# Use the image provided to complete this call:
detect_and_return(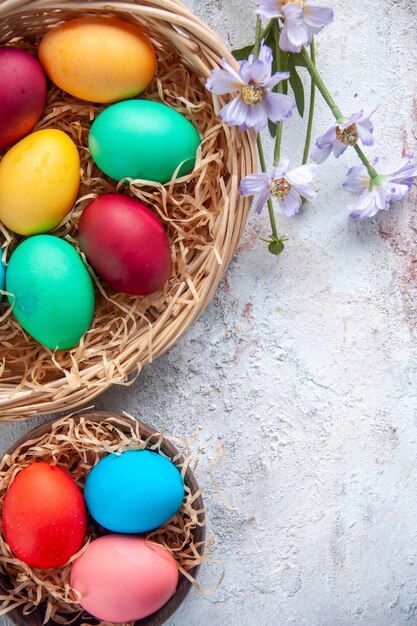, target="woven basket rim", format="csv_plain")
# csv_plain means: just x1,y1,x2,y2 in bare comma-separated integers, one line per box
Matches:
0,0,257,421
